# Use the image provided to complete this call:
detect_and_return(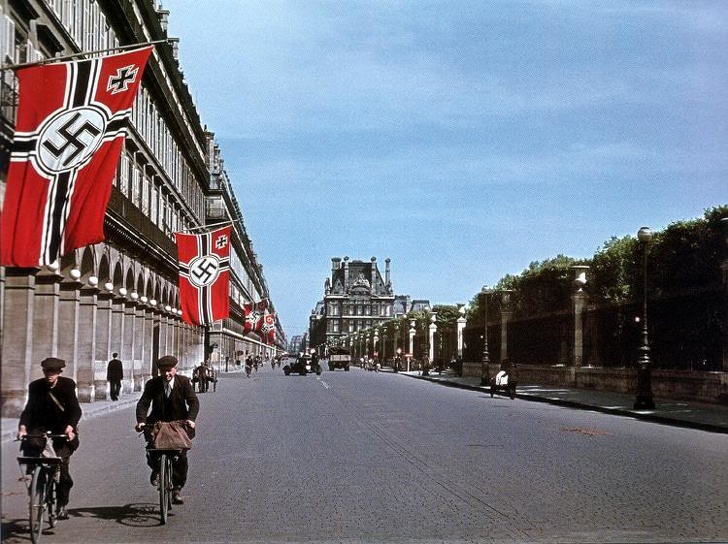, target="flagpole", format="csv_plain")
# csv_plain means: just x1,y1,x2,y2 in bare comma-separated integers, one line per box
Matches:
179,219,240,234
0,39,170,71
